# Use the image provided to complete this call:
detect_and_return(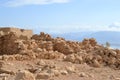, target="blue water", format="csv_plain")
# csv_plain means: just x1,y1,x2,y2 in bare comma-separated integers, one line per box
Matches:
111,45,120,49
101,43,120,49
